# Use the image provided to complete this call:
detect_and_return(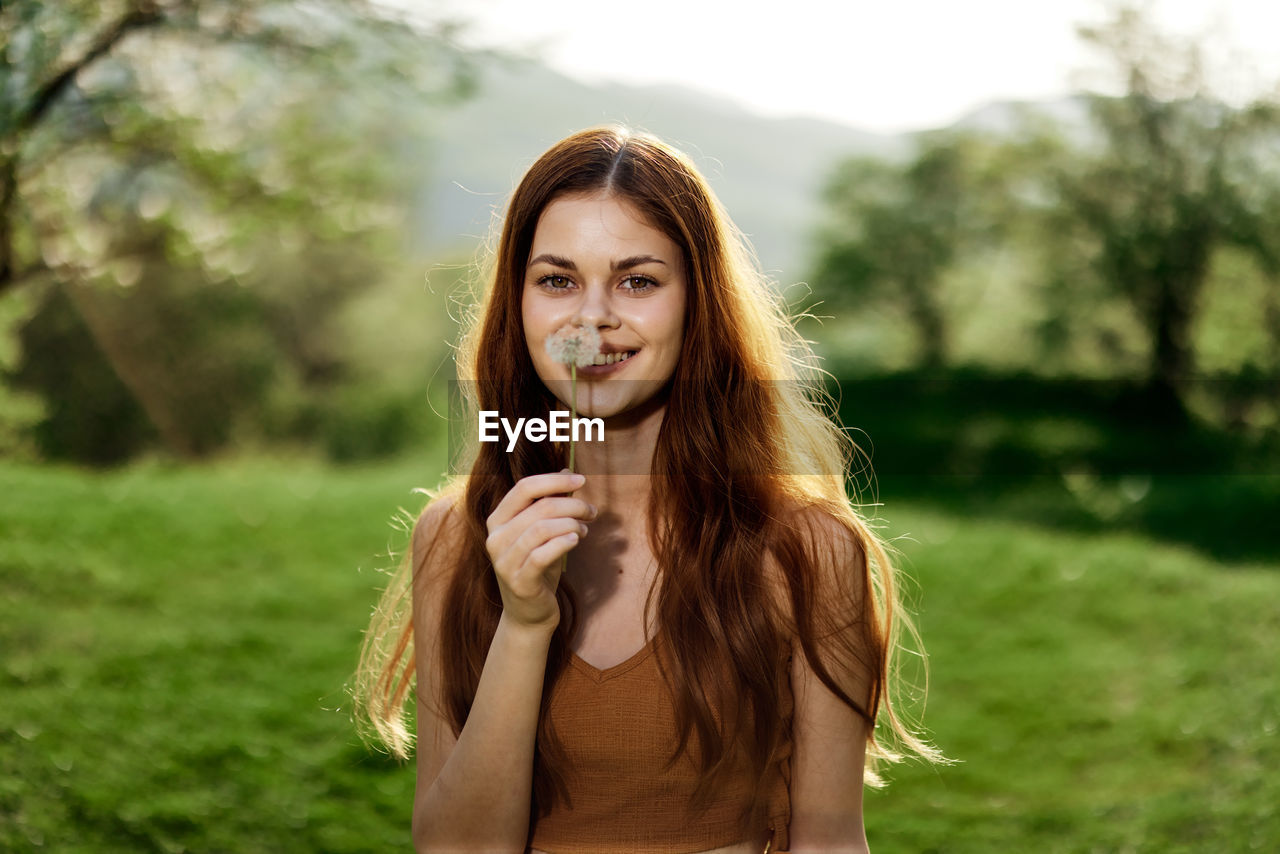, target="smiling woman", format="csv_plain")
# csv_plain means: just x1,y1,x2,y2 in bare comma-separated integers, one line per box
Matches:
522,193,687,424
354,126,947,854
